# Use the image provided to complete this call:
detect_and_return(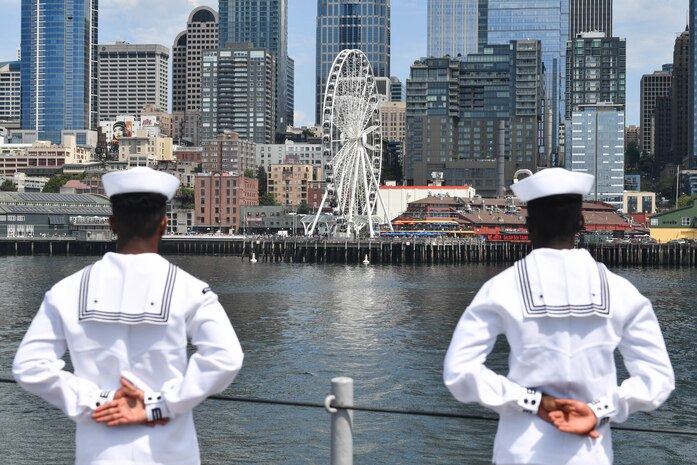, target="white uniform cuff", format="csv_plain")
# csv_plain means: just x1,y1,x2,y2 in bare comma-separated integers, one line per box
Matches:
588,397,616,427
517,388,542,414
144,392,170,421
93,390,115,409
